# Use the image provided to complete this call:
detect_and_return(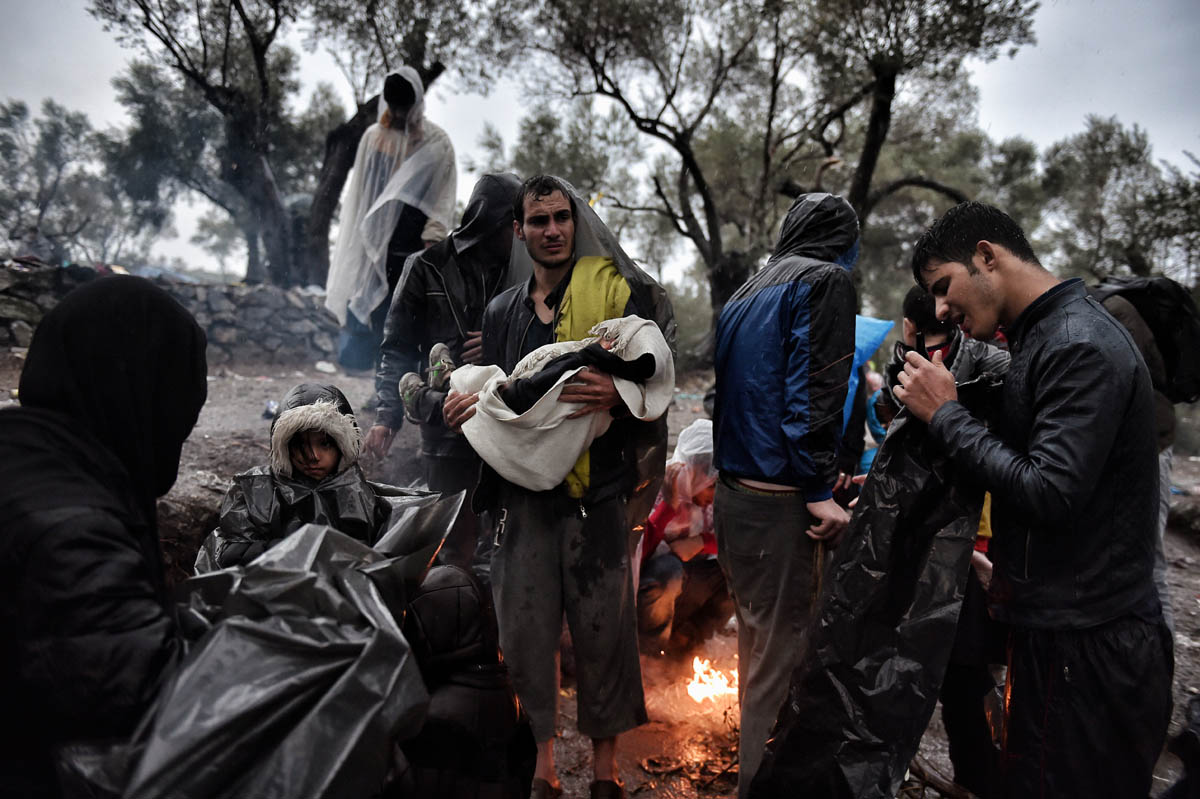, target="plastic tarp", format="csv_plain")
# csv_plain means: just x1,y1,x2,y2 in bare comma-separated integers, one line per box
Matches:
750,378,1000,798
842,315,894,434
58,489,464,799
